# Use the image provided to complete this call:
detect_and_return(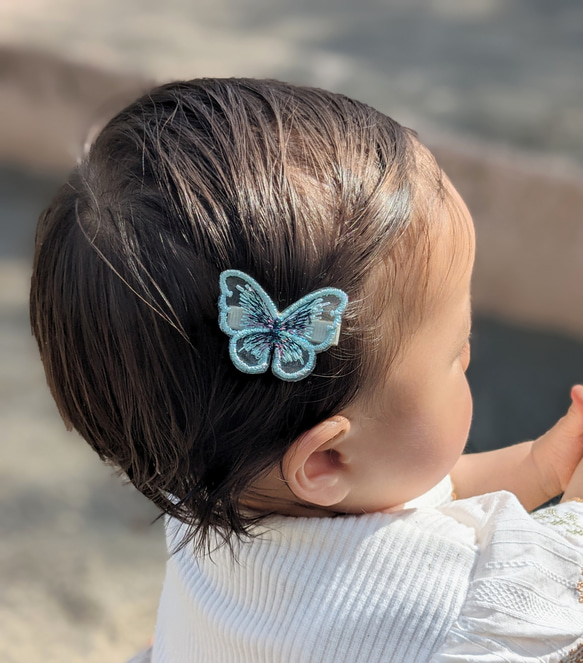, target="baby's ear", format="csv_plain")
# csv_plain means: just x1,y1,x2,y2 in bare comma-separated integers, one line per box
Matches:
283,416,351,507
